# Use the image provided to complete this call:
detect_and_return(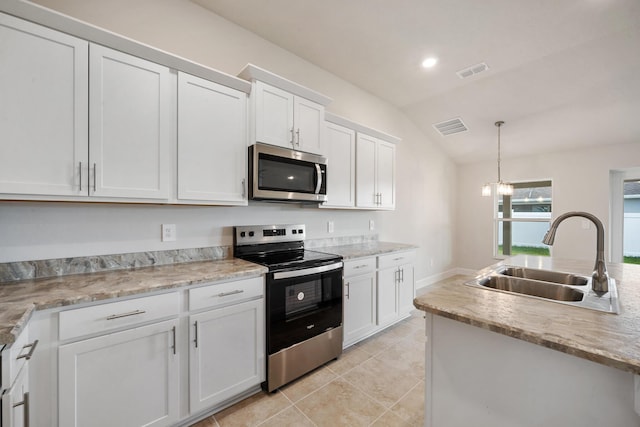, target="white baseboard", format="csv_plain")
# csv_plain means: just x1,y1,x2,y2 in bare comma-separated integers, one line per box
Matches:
416,267,476,291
